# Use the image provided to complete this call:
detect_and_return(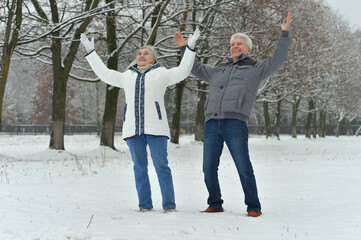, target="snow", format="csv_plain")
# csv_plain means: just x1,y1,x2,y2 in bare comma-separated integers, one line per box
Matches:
0,134,361,240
